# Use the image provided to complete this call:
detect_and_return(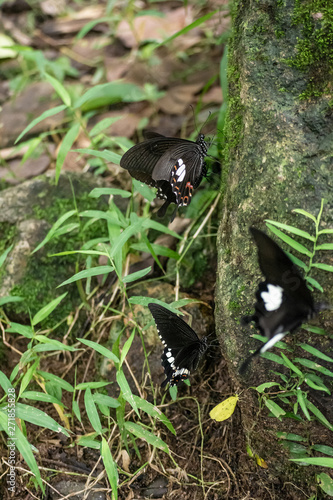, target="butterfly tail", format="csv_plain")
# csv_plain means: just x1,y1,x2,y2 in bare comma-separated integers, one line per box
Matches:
157,201,177,221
